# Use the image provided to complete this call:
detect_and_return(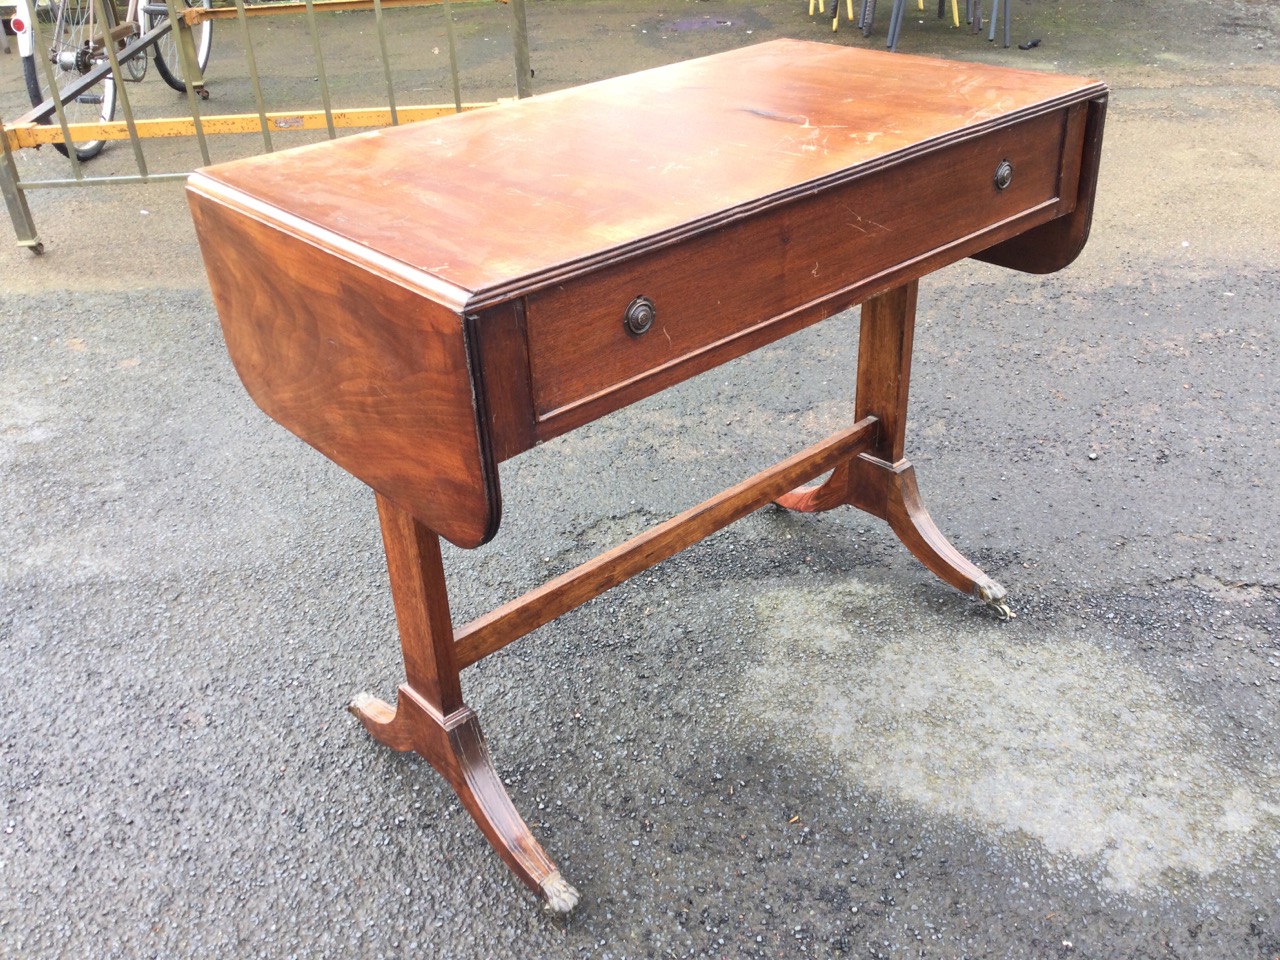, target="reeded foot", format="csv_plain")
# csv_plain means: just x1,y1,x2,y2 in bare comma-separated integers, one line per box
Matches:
776,452,1015,619
349,691,416,751
350,684,579,911
849,454,1015,619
